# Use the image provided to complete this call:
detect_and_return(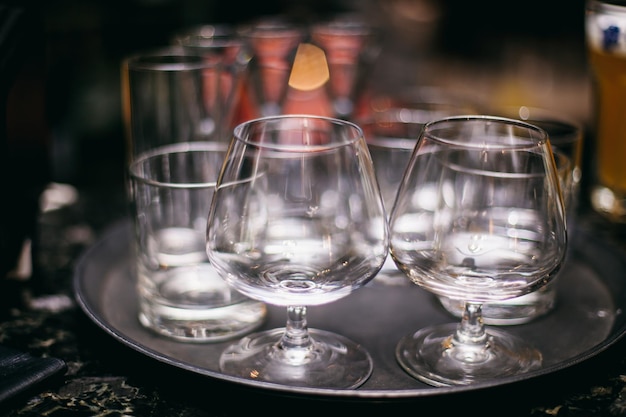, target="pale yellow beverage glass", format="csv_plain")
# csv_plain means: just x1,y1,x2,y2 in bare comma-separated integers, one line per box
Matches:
586,0,626,222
